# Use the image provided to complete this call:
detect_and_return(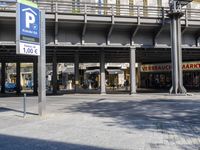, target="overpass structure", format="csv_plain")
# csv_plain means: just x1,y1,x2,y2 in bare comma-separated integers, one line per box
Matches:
0,0,200,94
